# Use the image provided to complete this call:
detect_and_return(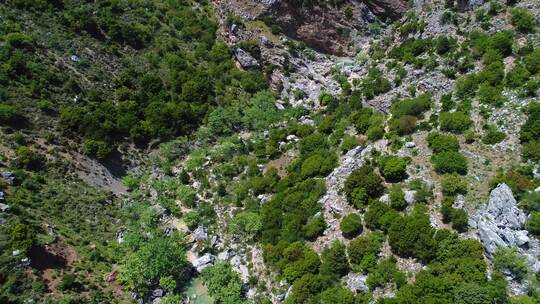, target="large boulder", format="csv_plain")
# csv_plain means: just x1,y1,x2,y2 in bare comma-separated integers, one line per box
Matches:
473,184,529,256
193,253,215,272
235,49,259,69
472,184,540,279
346,273,369,292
